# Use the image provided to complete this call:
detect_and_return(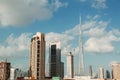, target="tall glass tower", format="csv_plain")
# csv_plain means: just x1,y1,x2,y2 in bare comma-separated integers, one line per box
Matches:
49,41,64,78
